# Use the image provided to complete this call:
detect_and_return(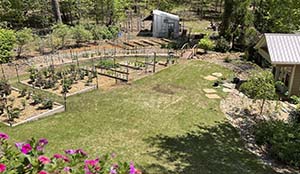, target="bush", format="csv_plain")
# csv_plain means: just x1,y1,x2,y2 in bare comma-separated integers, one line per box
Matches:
198,37,214,53
0,133,141,173
32,94,43,105
290,95,300,104
0,28,16,63
71,25,92,45
52,24,71,48
0,80,11,97
275,81,288,95
39,98,53,110
15,28,34,57
255,120,300,167
215,37,230,53
97,59,119,69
